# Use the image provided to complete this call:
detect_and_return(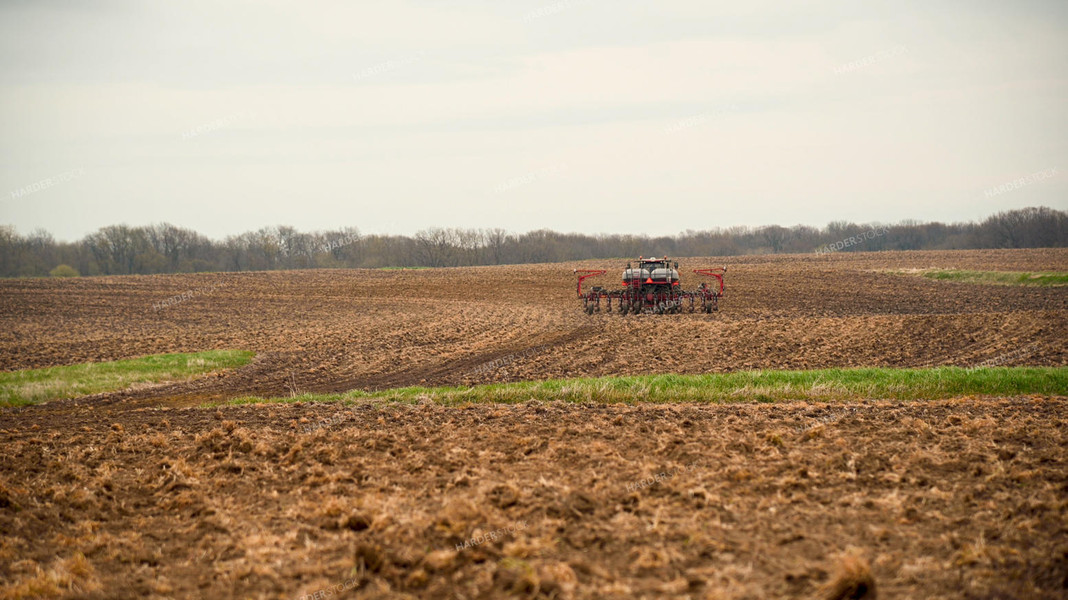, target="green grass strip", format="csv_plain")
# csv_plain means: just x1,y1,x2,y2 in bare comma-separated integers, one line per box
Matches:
1,350,254,407
223,366,1067,407
919,269,1068,287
